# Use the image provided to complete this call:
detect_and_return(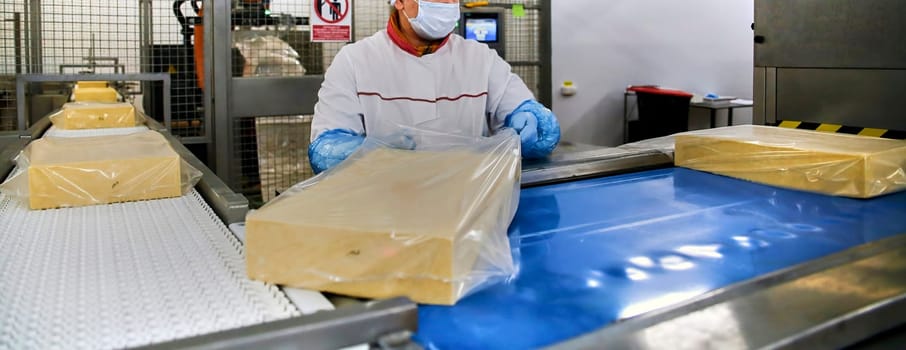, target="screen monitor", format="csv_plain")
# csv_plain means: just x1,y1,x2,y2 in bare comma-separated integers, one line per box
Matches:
464,18,498,43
